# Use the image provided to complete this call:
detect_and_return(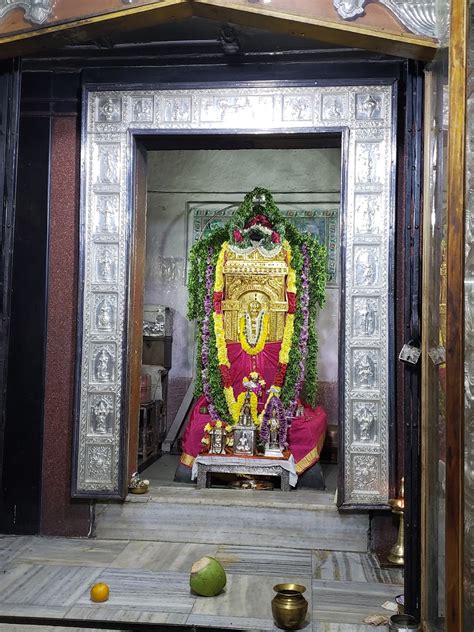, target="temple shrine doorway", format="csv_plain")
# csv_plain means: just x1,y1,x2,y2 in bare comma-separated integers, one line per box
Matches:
71,80,397,512
138,136,341,494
